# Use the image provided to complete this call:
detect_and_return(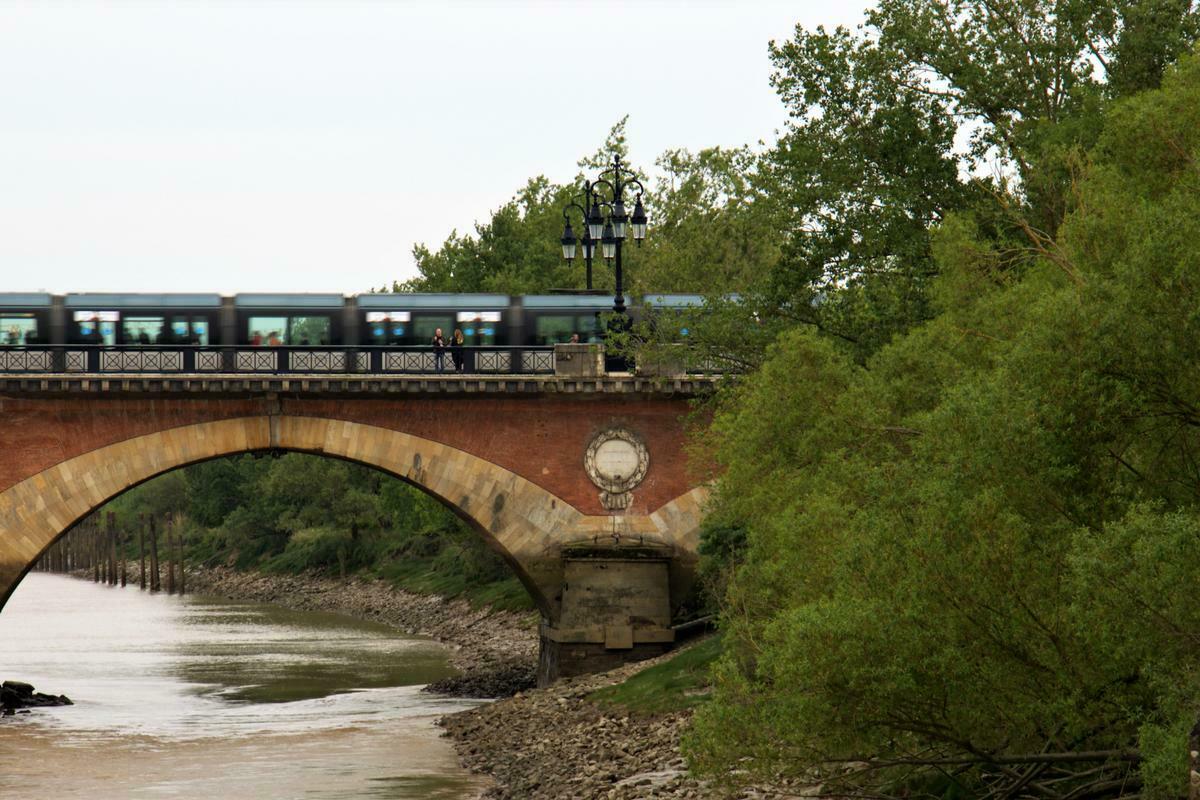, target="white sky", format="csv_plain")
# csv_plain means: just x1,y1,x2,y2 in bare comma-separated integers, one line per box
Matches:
0,1,868,295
